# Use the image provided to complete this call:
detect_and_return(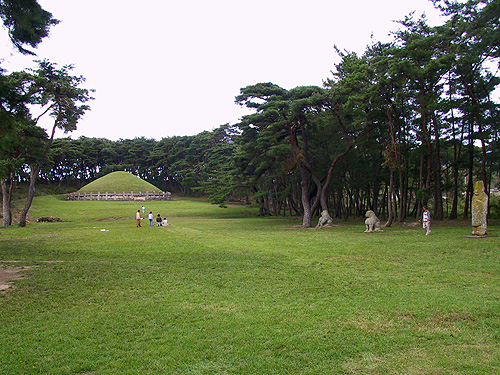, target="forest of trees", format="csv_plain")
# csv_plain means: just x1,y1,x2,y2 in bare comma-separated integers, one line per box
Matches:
2,0,500,227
